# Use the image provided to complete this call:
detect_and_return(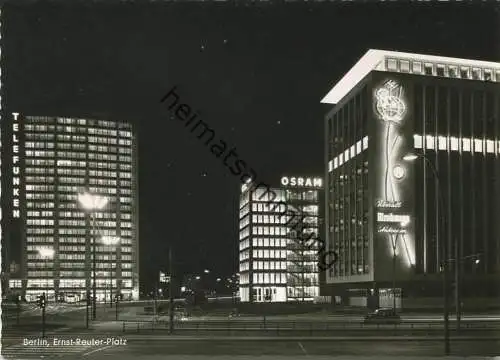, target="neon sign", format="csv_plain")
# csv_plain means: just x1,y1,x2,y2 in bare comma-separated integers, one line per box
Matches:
374,80,414,266
375,80,406,124
281,177,322,188
12,112,20,218
376,213,410,226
